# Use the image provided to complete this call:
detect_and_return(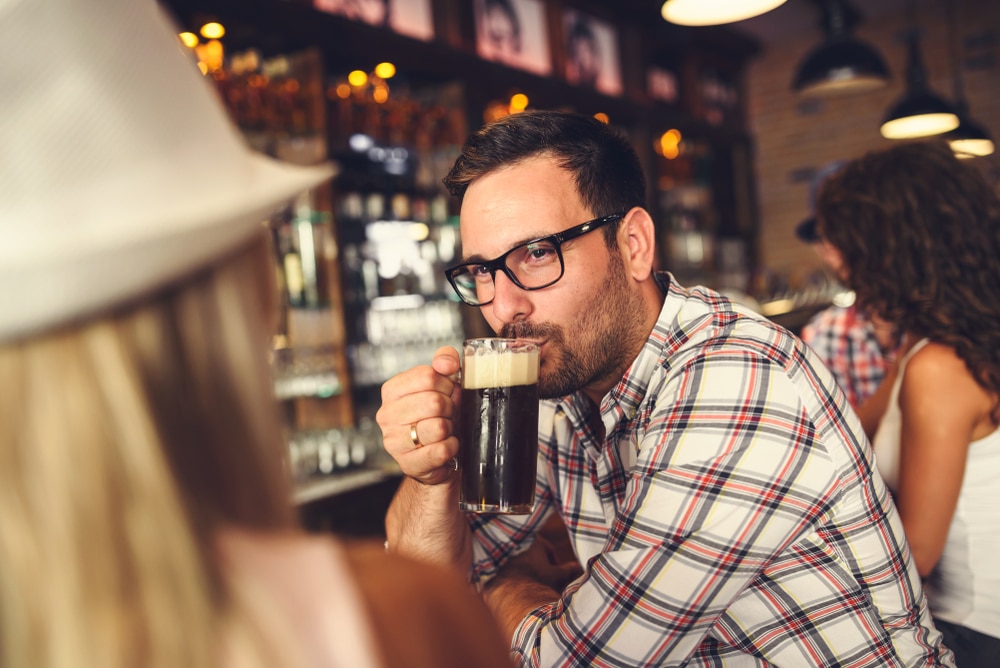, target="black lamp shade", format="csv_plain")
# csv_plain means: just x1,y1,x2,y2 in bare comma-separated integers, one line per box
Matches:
793,37,890,97
880,88,960,139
